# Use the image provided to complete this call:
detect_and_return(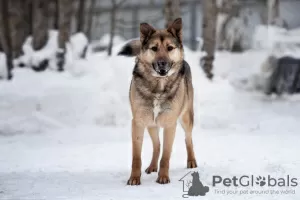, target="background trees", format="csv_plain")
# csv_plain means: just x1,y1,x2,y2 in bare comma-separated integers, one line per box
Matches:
57,0,73,71
201,0,217,80
0,0,296,80
0,0,13,79
76,0,86,33
164,0,181,28
107,0,127,56
32,0,49,51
